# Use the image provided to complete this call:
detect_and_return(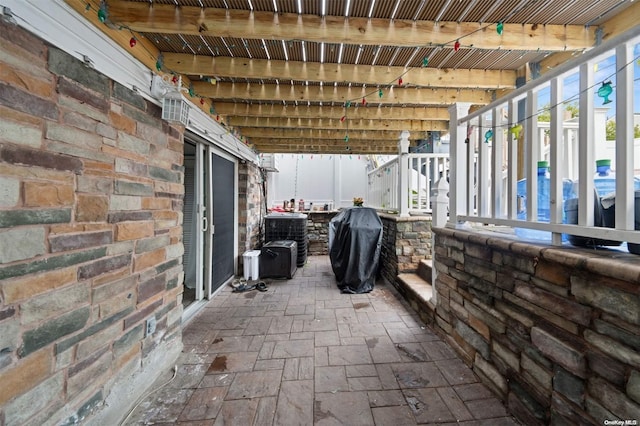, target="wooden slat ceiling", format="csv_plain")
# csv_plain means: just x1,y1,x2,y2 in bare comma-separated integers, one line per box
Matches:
66,0,636,154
